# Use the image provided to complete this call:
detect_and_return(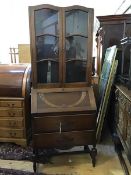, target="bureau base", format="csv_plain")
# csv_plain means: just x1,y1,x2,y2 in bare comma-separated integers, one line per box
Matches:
33,145,97,173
